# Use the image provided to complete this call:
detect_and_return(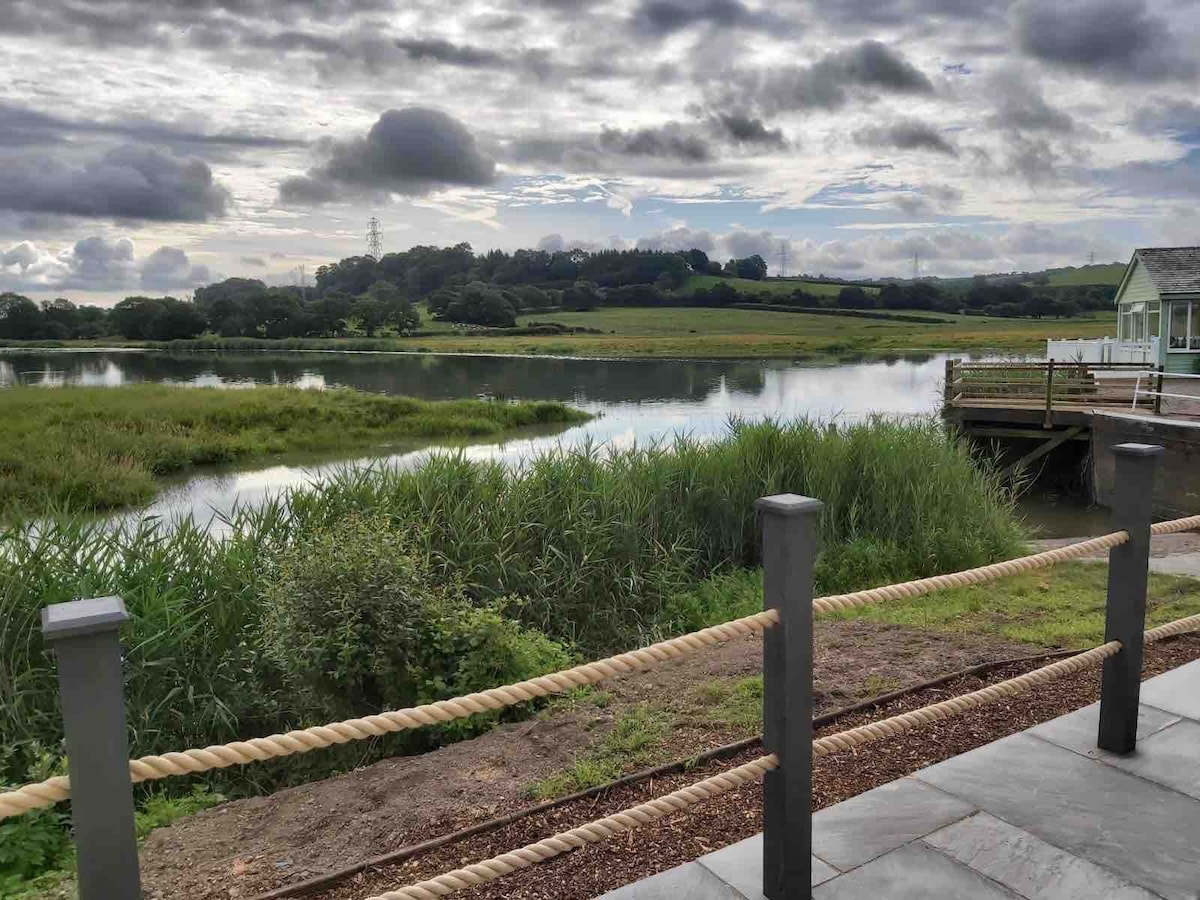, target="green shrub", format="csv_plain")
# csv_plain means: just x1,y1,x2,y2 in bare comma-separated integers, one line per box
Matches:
261,515,570,721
